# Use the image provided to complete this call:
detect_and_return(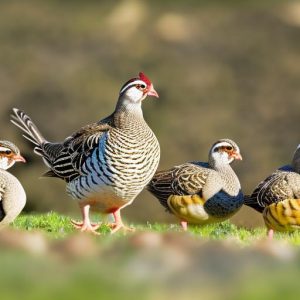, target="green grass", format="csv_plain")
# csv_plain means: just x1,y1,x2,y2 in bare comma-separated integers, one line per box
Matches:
10,211,300,245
